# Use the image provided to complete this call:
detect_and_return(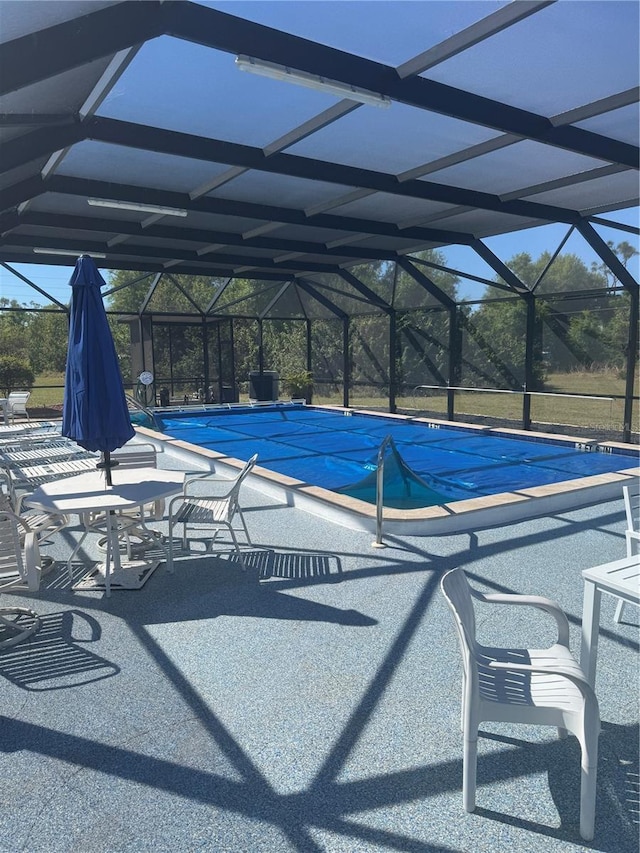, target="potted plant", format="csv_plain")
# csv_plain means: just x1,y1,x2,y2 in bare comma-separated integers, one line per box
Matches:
283,370,313,402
